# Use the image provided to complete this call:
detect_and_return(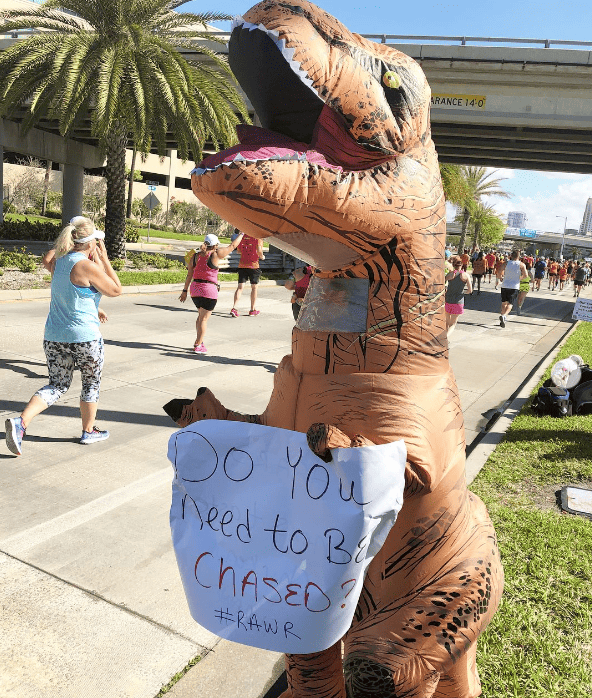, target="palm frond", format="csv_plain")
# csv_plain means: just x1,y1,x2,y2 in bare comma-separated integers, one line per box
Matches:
0,7,93,33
